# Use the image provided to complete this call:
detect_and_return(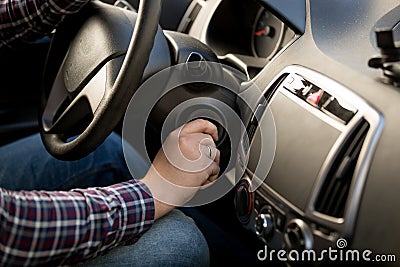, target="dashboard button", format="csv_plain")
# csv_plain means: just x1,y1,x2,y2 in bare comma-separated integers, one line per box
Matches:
282,74,357,124
283,74,307,93
286,76,295,84
306,89,324,106
322,97,357,124
255,207,275,238
284,219,313,252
